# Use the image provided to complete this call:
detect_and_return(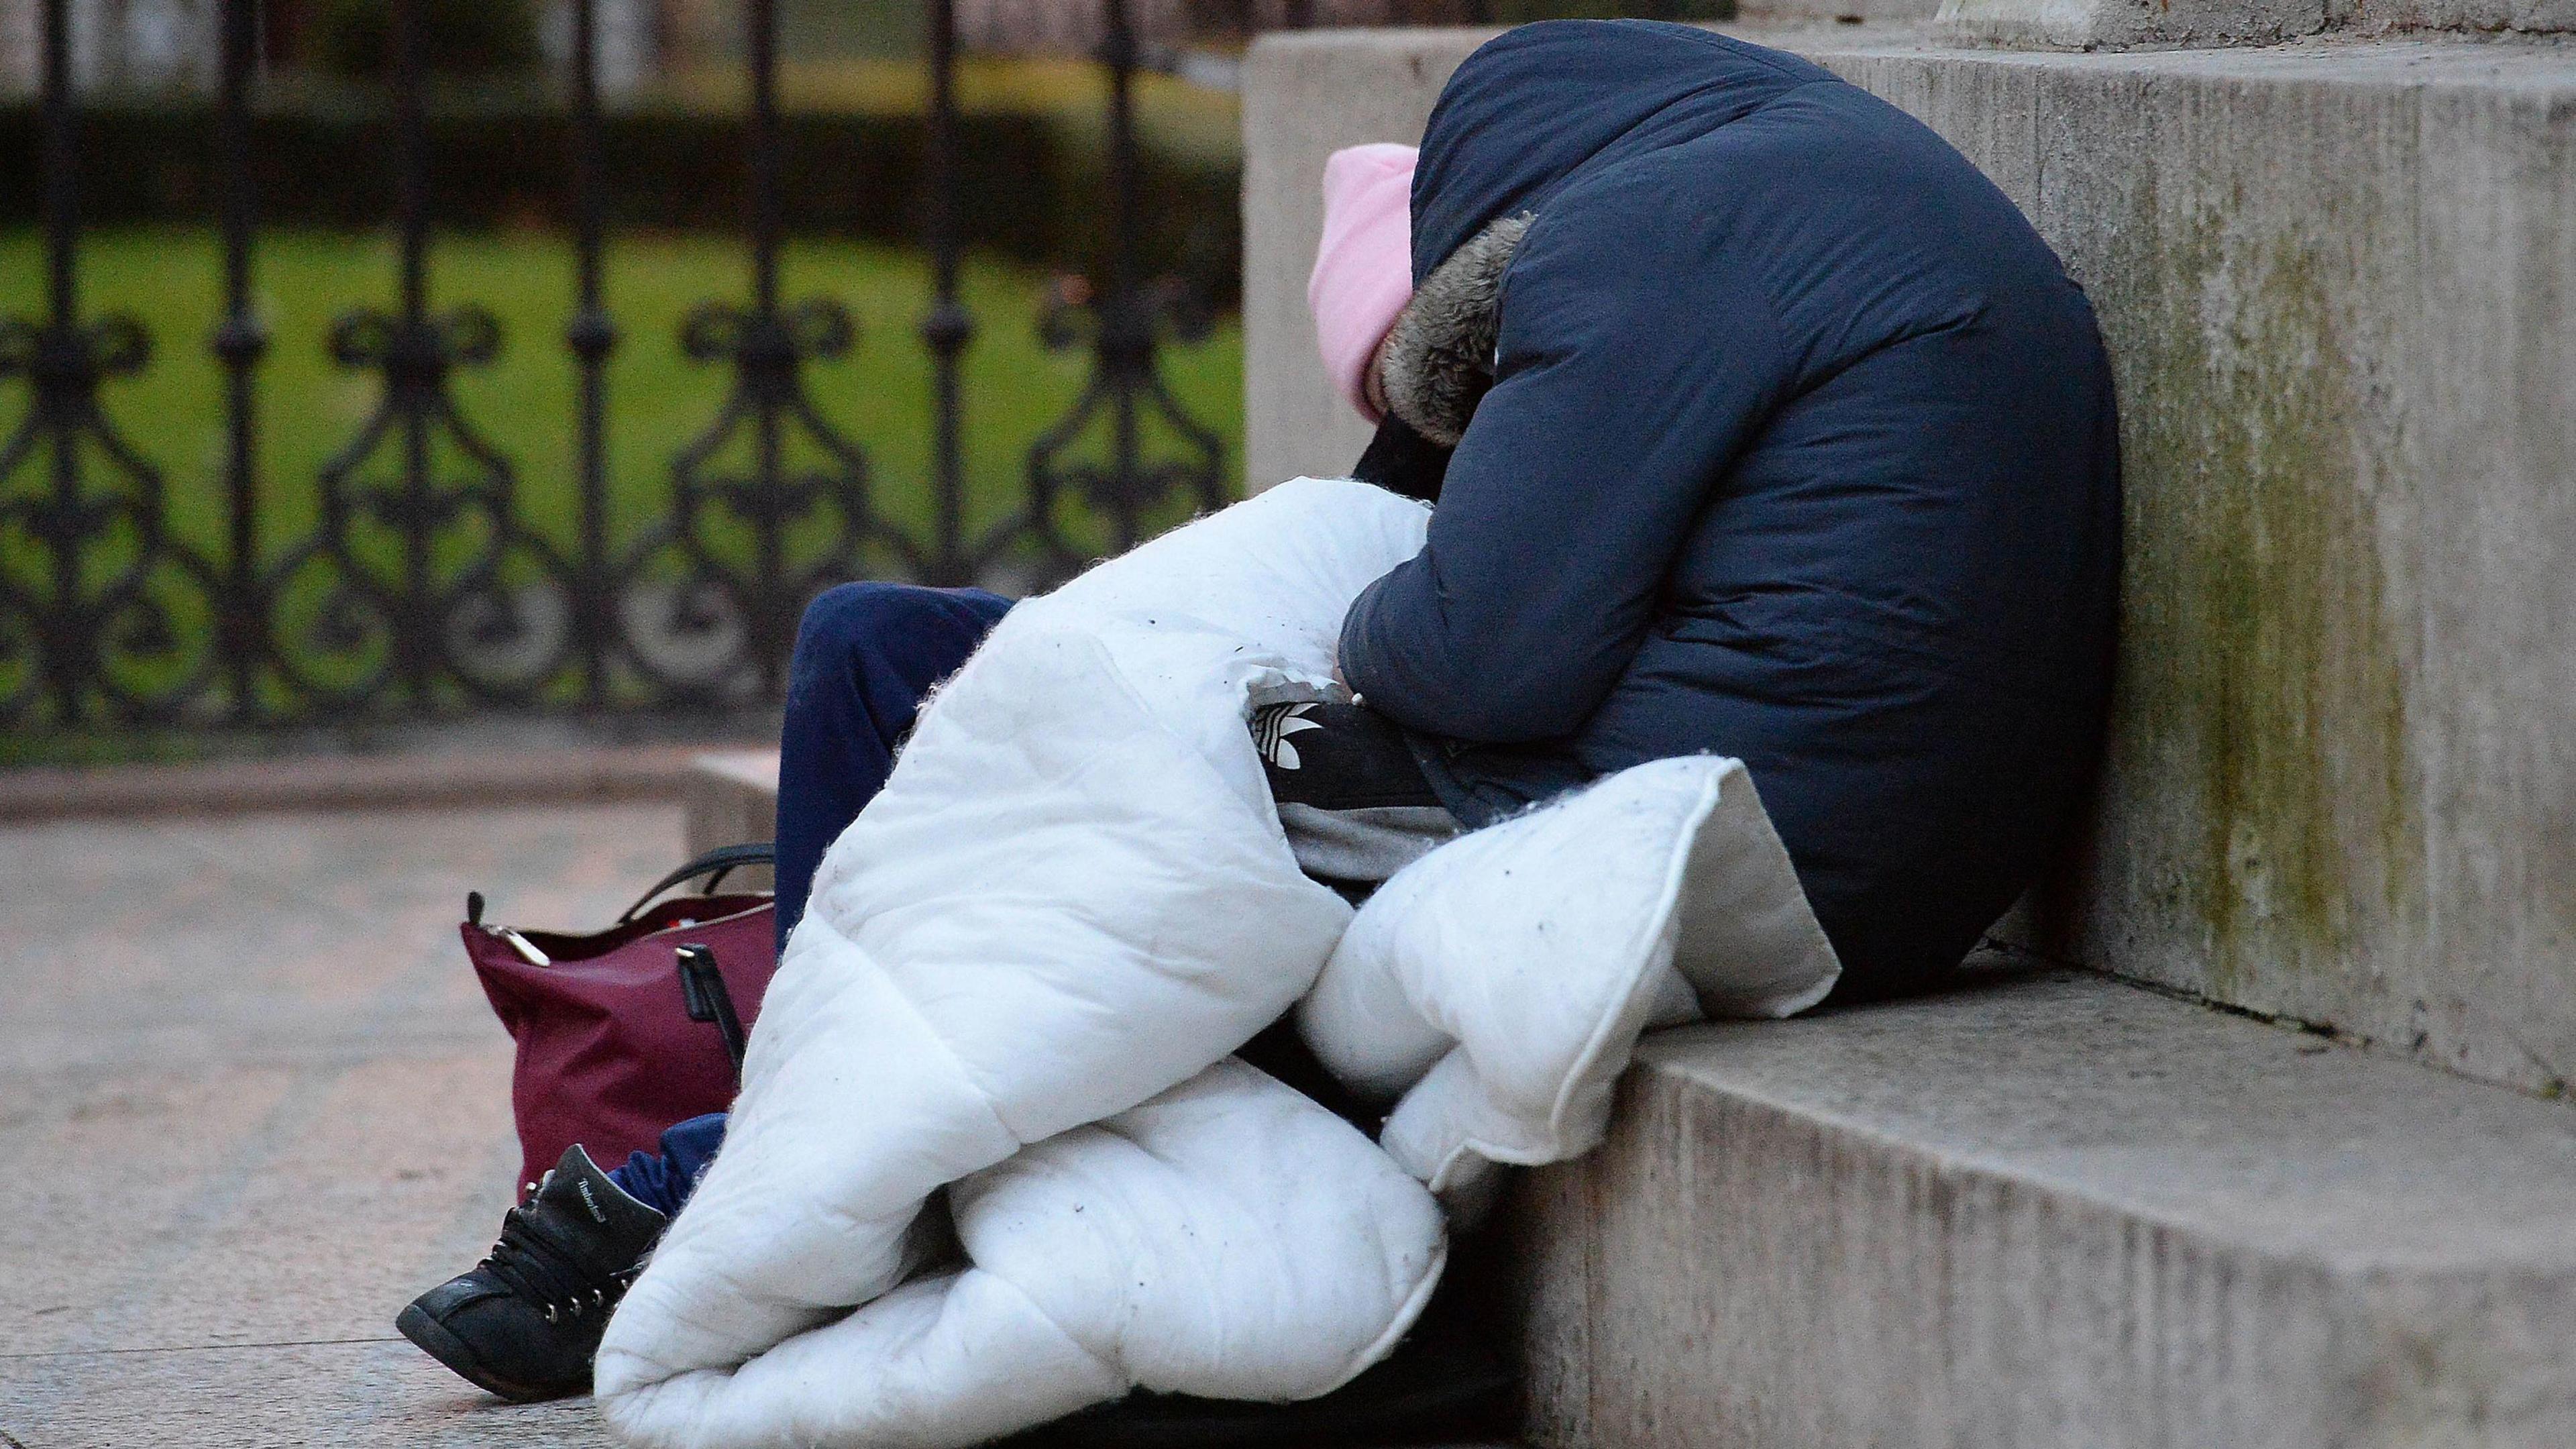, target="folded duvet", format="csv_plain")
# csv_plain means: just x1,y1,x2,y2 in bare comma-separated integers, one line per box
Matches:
595,478,1838,1449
